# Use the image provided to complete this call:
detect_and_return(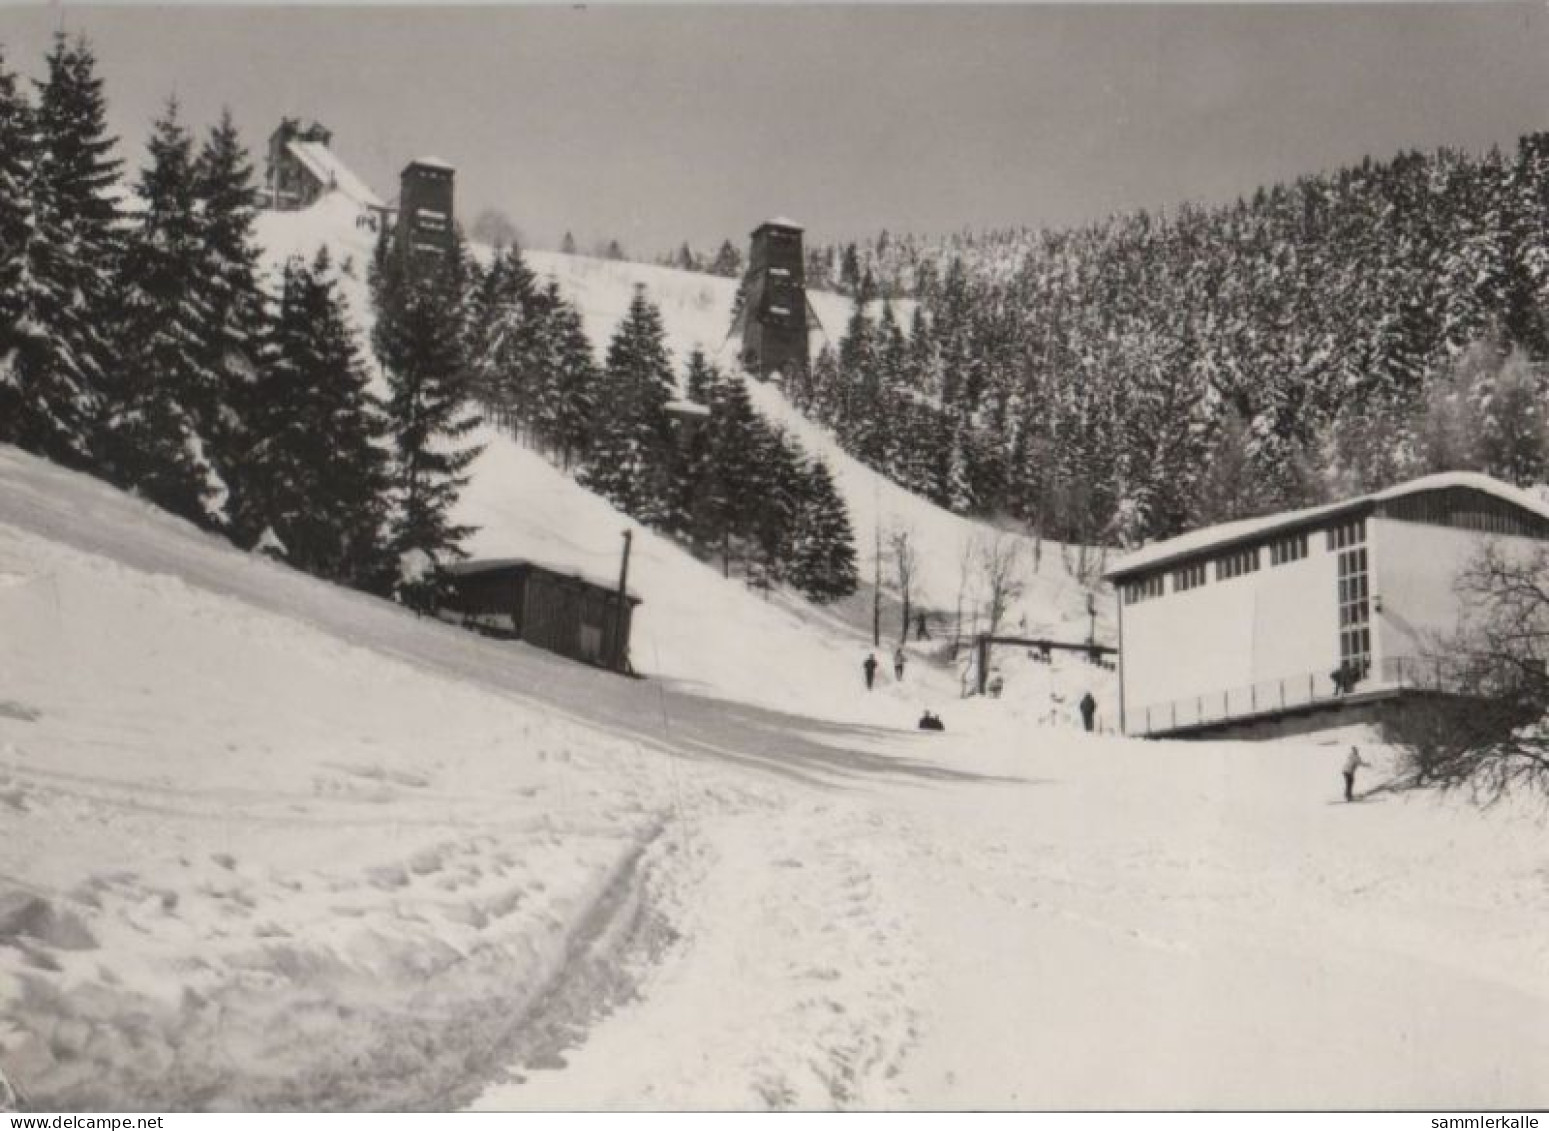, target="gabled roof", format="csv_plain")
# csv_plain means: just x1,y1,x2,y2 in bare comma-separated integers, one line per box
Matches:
1105,471,1549,581
285,140,384,209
